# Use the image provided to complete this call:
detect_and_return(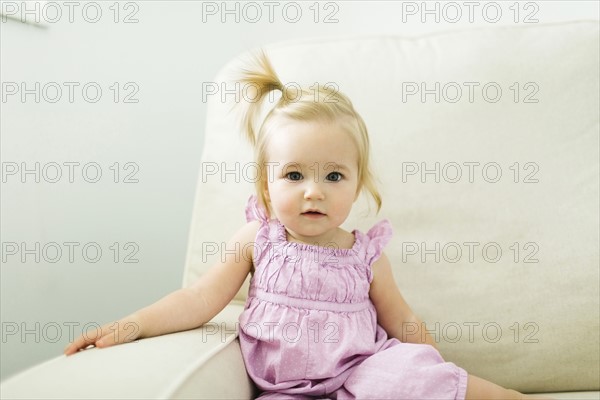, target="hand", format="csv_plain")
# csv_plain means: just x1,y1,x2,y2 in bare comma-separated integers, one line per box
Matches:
63,314,143,356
